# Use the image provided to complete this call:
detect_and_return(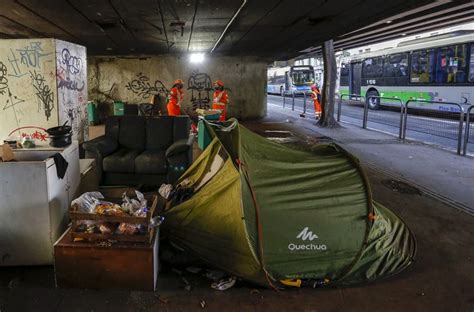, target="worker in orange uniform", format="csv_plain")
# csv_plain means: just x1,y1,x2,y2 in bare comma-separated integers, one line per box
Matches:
311,84,322,119
167,79,184,116
212,80,229,122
